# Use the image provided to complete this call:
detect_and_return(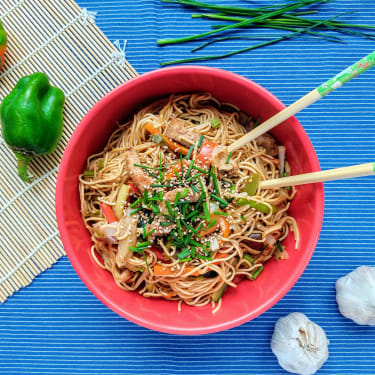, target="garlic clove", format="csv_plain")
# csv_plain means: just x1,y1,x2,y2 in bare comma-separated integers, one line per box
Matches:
336,266,375,326
271,312,329,375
